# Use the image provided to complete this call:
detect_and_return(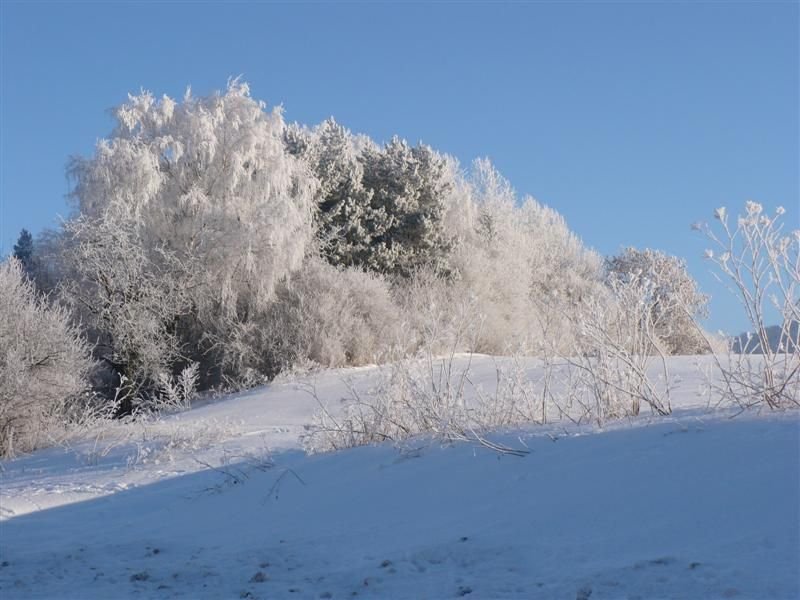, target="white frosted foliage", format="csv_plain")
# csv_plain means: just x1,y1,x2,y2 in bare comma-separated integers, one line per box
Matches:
69,79,315,319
